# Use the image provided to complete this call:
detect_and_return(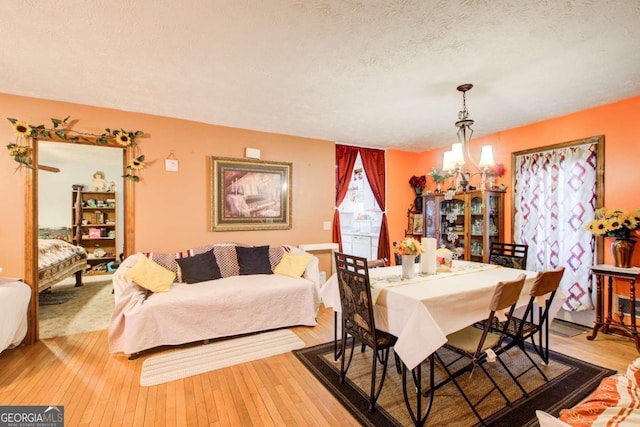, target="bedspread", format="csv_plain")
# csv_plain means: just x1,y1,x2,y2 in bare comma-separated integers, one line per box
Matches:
38,239,88,292
0,278,31,353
